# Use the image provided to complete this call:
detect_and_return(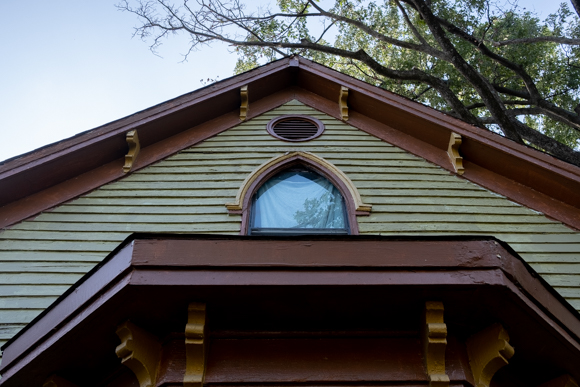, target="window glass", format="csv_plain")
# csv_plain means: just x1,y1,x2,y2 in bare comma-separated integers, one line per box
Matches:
250,169,348,234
